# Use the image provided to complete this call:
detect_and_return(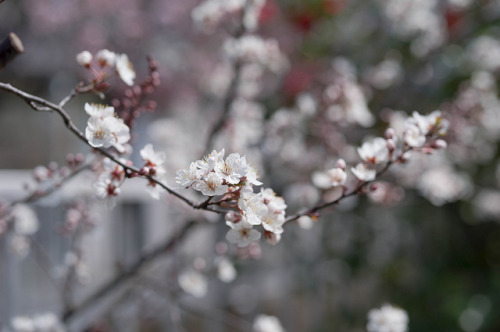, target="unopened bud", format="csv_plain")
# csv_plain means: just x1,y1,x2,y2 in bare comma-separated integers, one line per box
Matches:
225,211,241,223
66,153,75,165
432,139,447,149
401,151,411,163
384,128,395,140
76,50,92,67
386,139,396,151
370,183,378,192
139,167,149,176
422,147,434,154
335,159,346,170
75,153,84,164
49,161,58,171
